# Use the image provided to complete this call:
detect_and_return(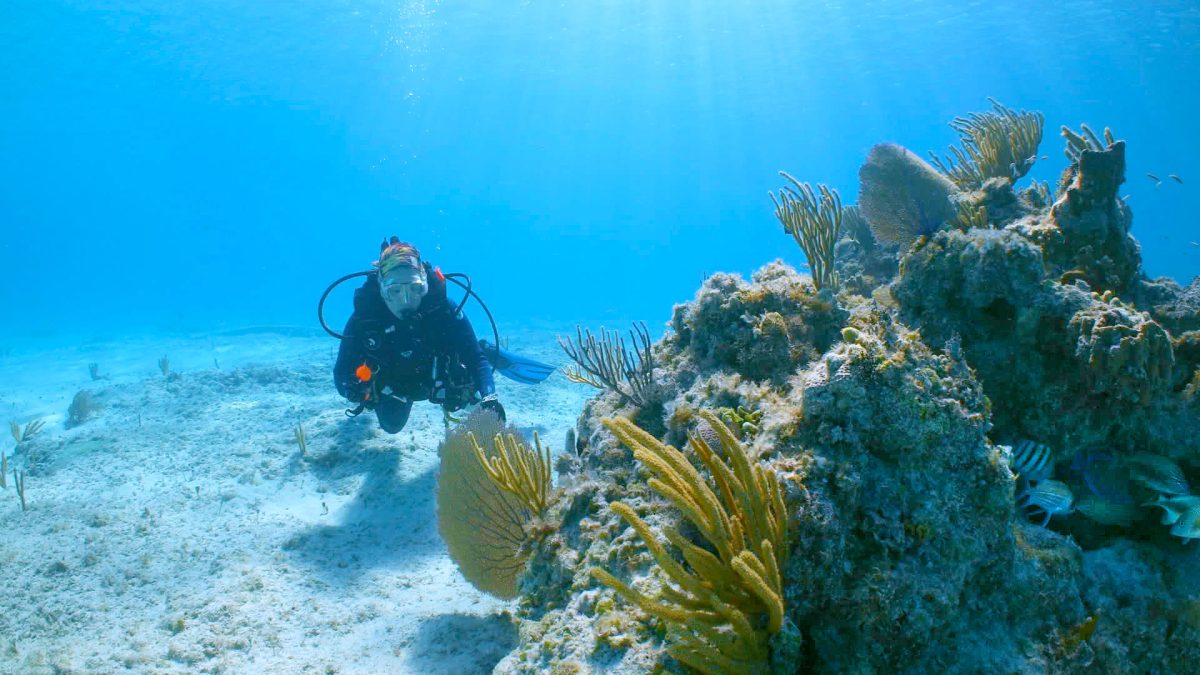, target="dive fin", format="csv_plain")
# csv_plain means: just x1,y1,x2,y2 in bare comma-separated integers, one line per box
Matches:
480,340,556,384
